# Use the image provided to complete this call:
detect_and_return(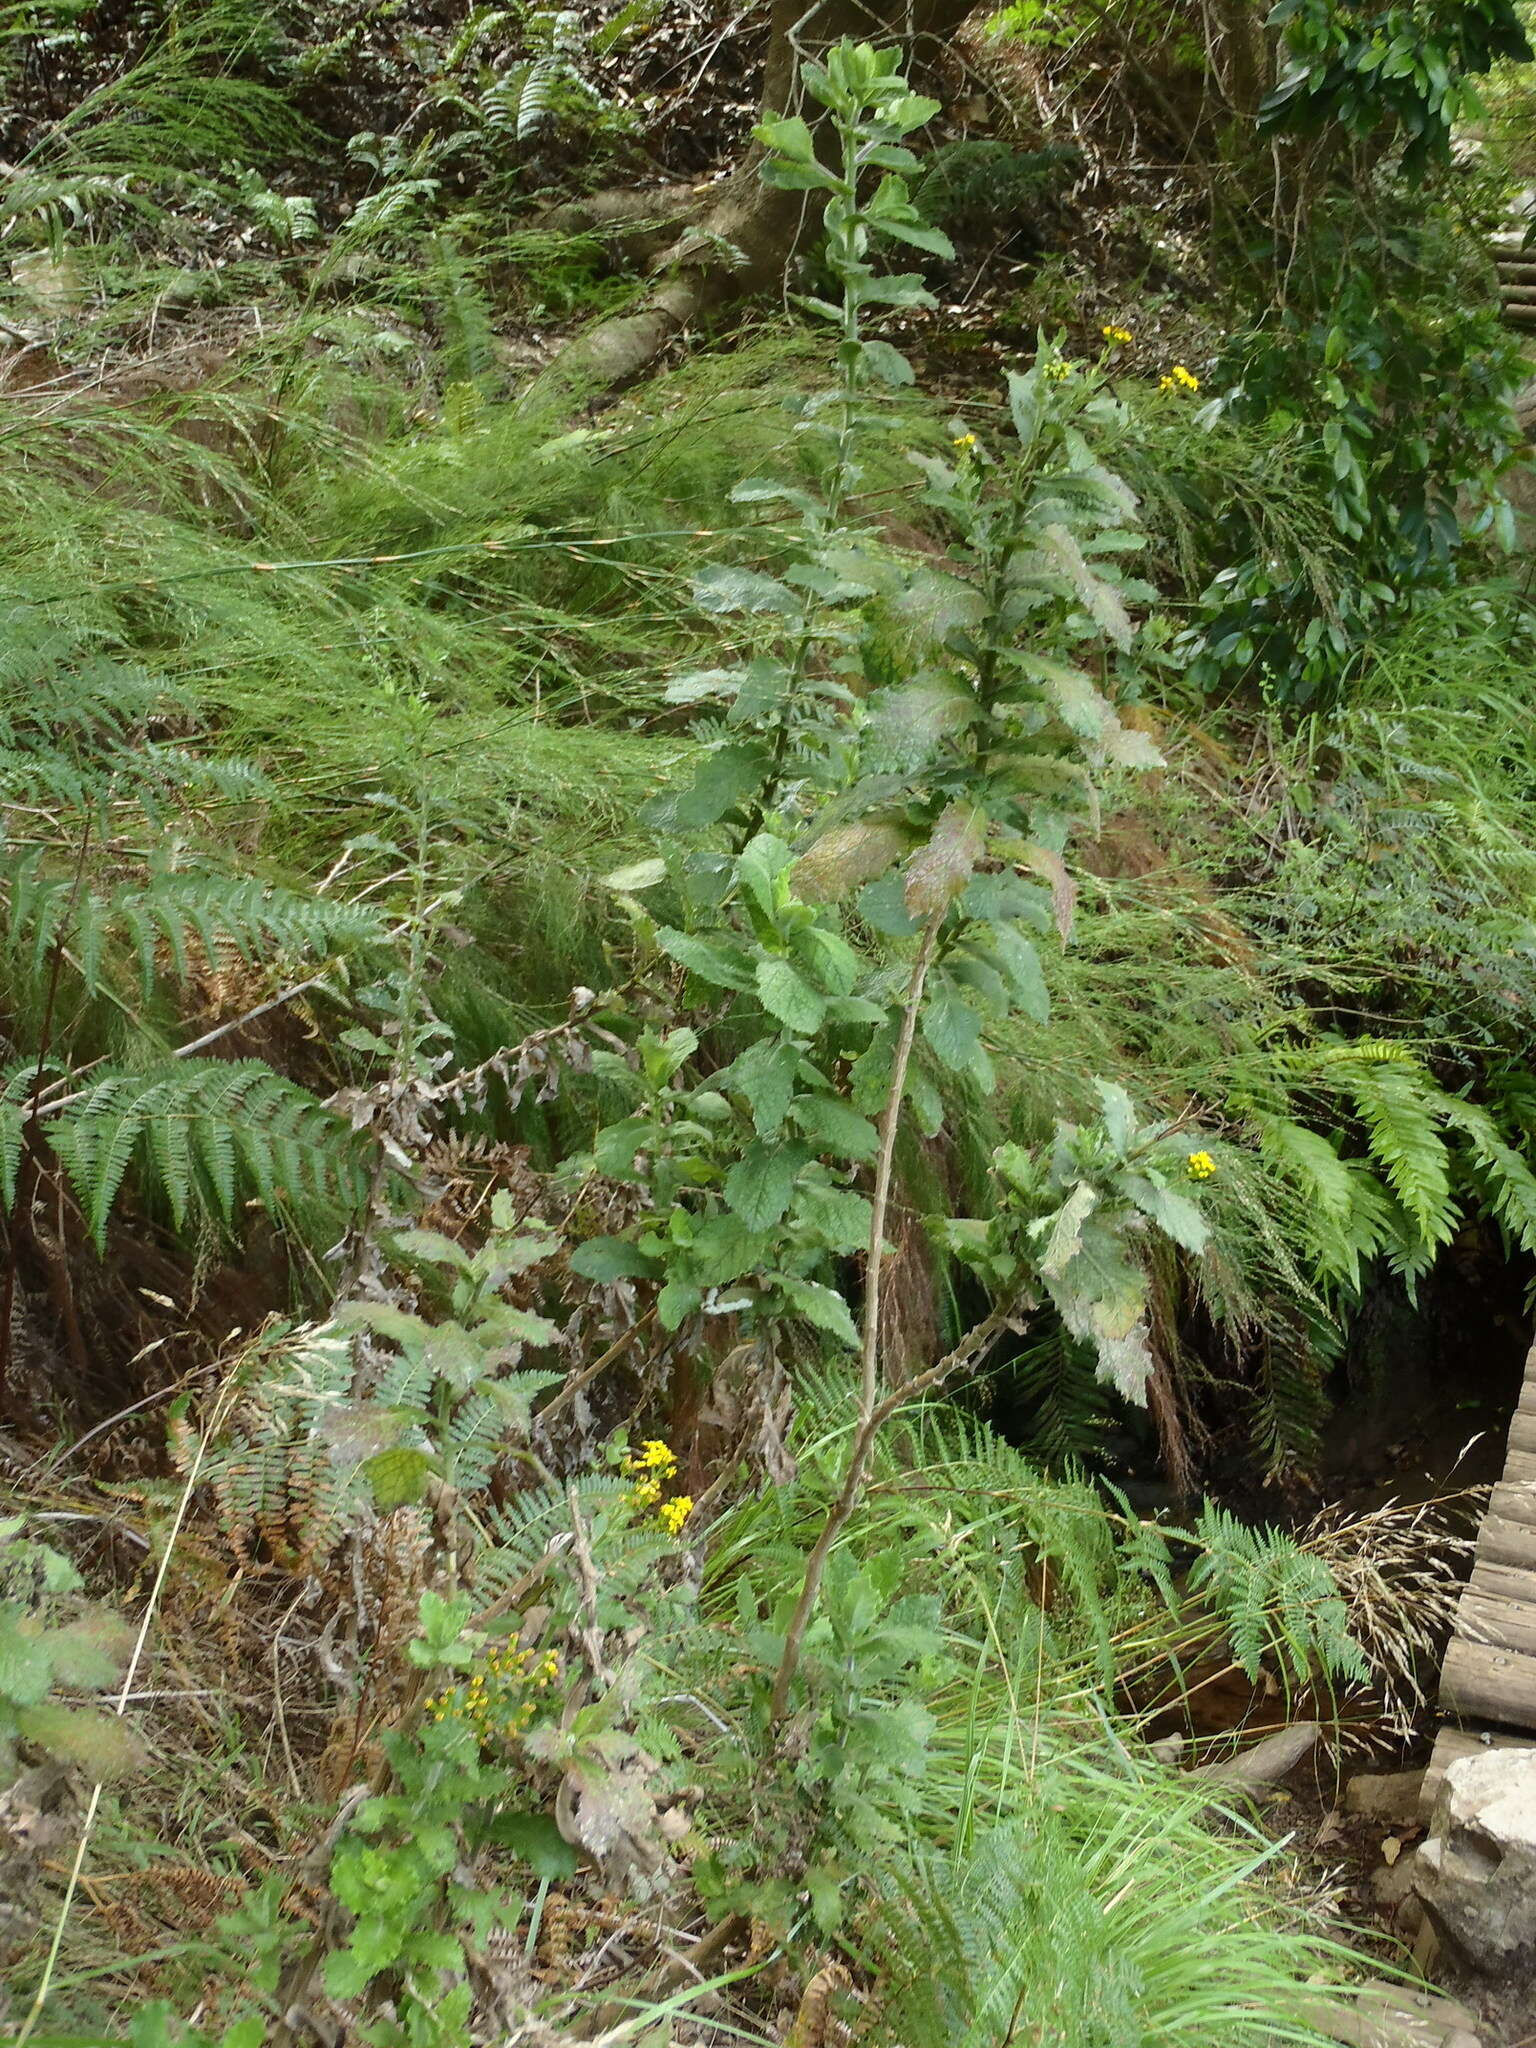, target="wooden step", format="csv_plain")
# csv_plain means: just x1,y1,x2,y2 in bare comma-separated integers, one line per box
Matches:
1504,1446,1536,1483
1451,1588,1536,1660
1506,1409,1536,1456
1496,259,1536,281
1464,1556,1536,1604
1488,1478,1536,1527
1499,284,1536,305
1476,1511,1536,1571
1441,1633,1536,1729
